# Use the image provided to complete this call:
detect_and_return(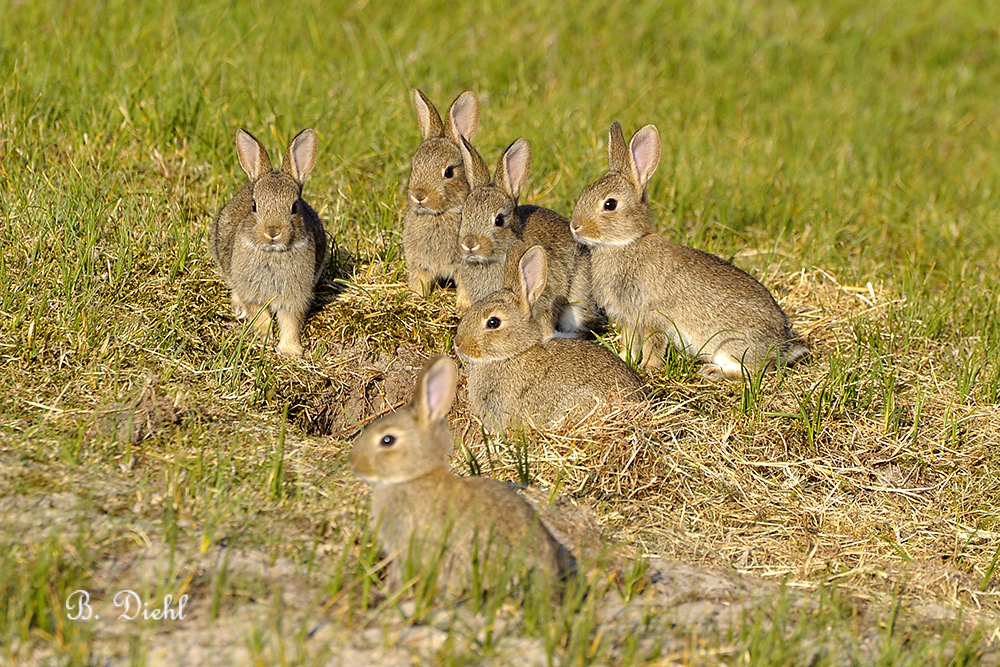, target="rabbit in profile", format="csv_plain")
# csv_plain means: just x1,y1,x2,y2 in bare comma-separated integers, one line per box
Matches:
454,136,597,338
211,128,327,357
350,355,569,594
570,122,807,379
455,243,645,433
403,89,480,295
